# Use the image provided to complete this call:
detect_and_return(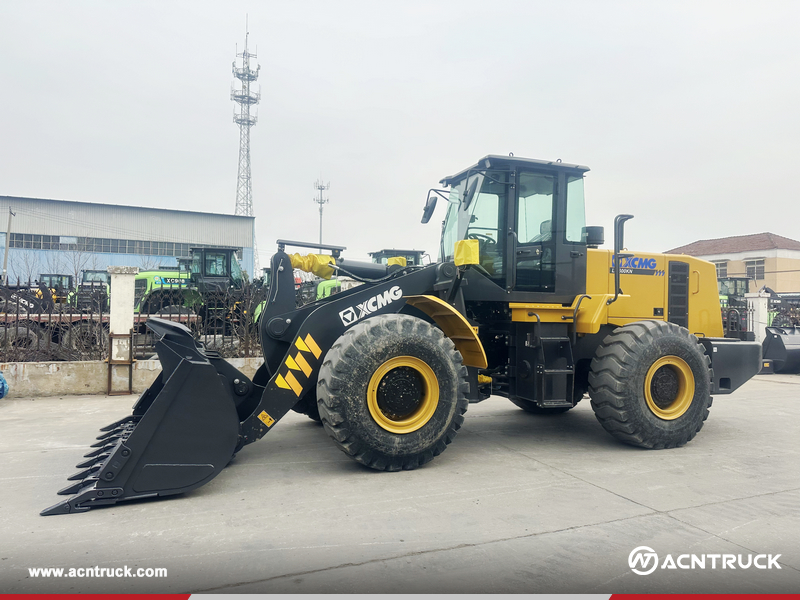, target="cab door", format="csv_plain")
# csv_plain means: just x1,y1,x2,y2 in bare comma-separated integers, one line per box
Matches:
513,171,557,292
511,170,588,300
